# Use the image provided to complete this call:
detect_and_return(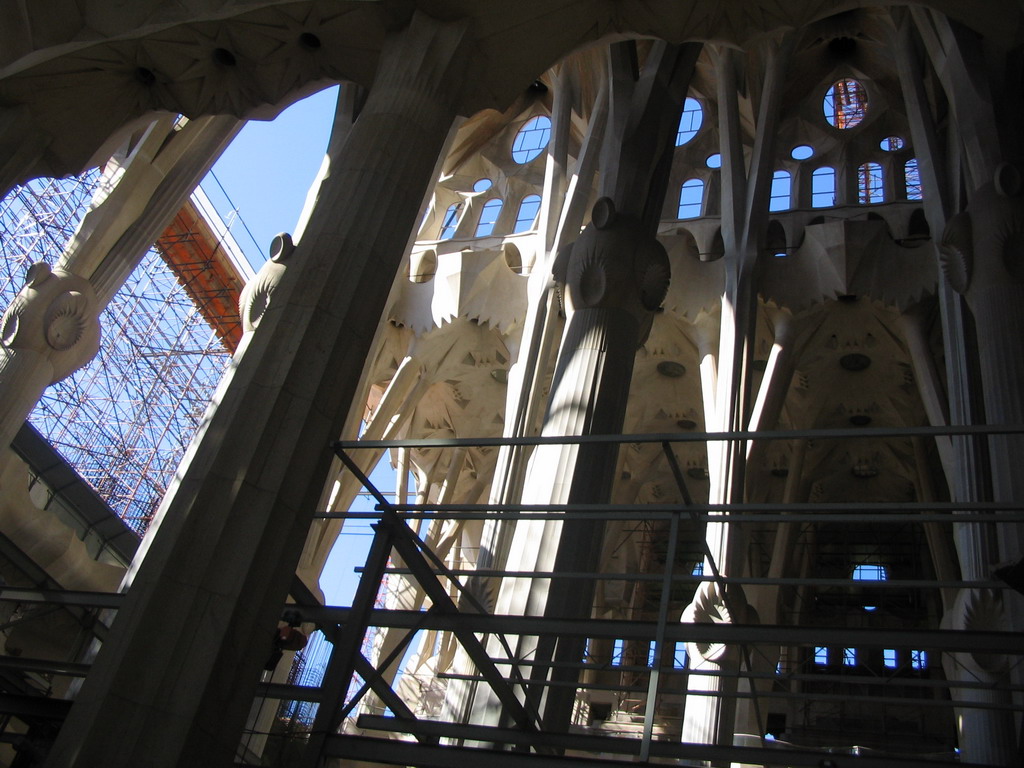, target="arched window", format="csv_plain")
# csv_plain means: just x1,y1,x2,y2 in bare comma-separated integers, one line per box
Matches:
905,158,923,200
513,194,542,233
769,170,791,211
512,116,551,163
811,167,836,208
439,202,462,240
674,642,688,669
475,198,503,237
676,97,703,145
853,563,887,581
858,162,884,204
853,562,886,612
678,179,704,219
